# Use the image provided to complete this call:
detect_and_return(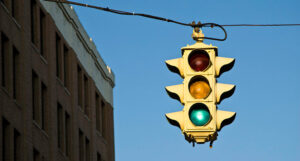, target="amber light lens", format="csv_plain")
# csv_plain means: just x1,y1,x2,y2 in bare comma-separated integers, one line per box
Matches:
189,80,211,99
188,50,210,71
